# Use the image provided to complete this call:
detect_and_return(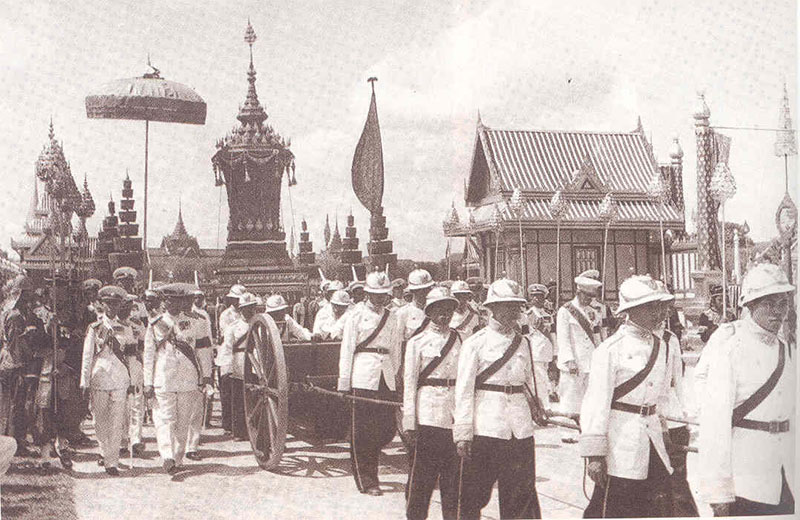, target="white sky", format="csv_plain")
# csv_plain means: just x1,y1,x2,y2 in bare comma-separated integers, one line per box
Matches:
0,0,796,261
